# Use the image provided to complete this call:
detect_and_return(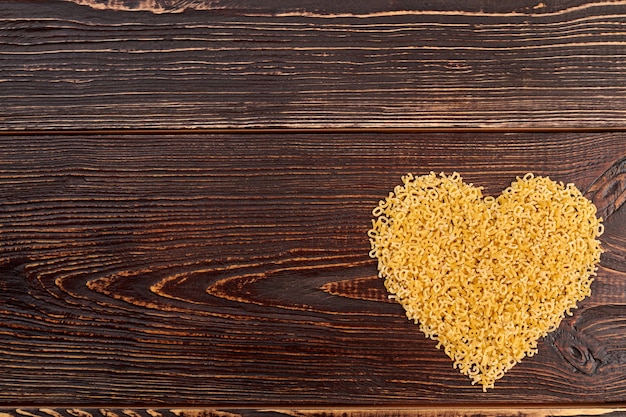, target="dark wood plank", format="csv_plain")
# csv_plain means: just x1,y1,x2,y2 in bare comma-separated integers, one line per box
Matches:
1,409,625,417
3,0,626,130
0,133,625,406
53,0,604,14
